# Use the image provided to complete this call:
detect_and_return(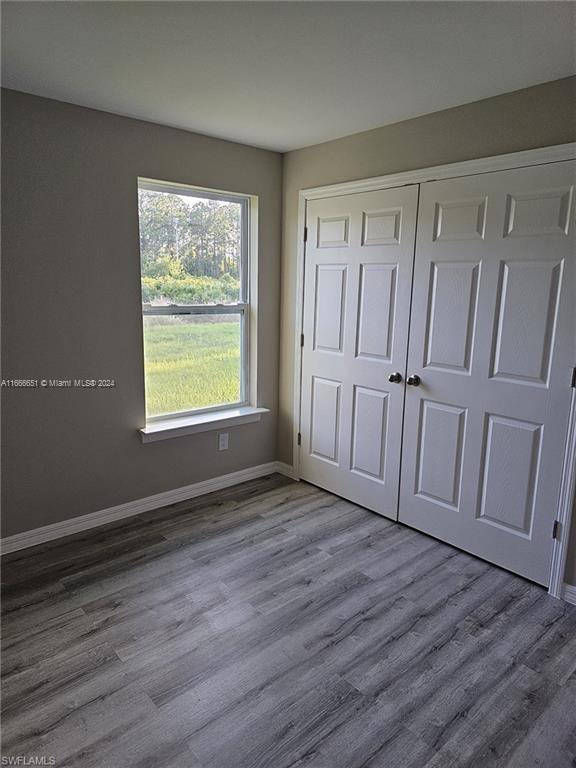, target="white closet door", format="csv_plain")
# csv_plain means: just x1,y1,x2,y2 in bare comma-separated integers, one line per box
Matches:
300,186,418,518
399,160,575,585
